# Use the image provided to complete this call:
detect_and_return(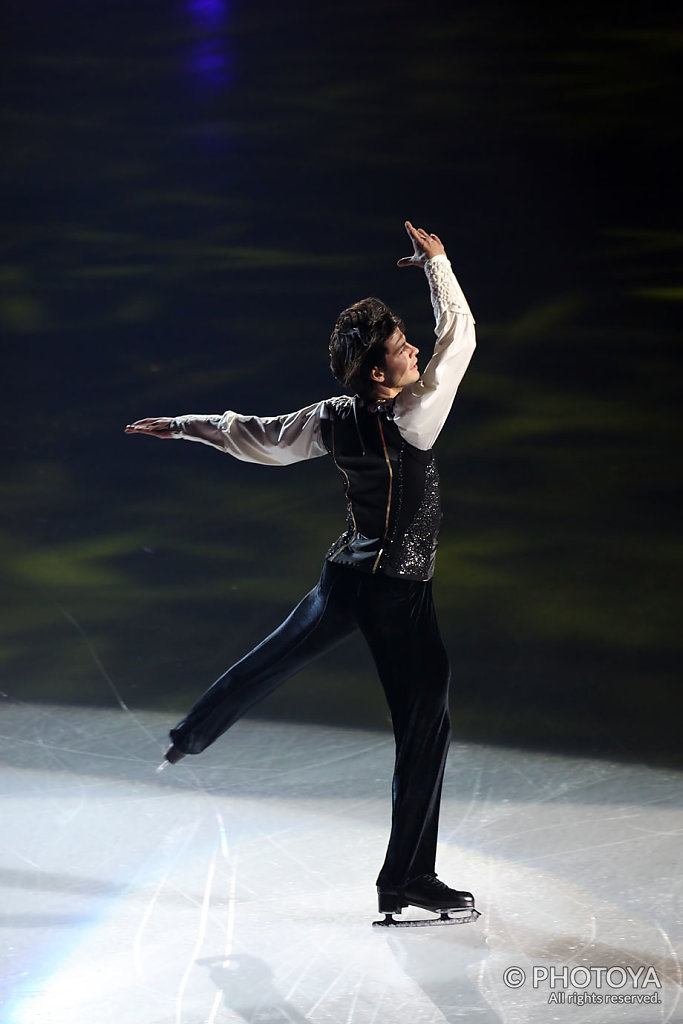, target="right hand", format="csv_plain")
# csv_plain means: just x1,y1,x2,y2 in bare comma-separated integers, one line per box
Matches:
125,417,176,439
397,220,446,267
